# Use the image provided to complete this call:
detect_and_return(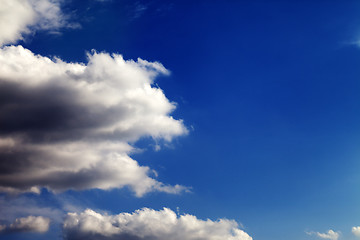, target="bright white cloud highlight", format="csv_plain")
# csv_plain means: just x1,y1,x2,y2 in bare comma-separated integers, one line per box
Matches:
0,0,76,46
352,226,360,237
307,230,340,240
0,45,188,196
0,216,50,233
63,208,252,240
